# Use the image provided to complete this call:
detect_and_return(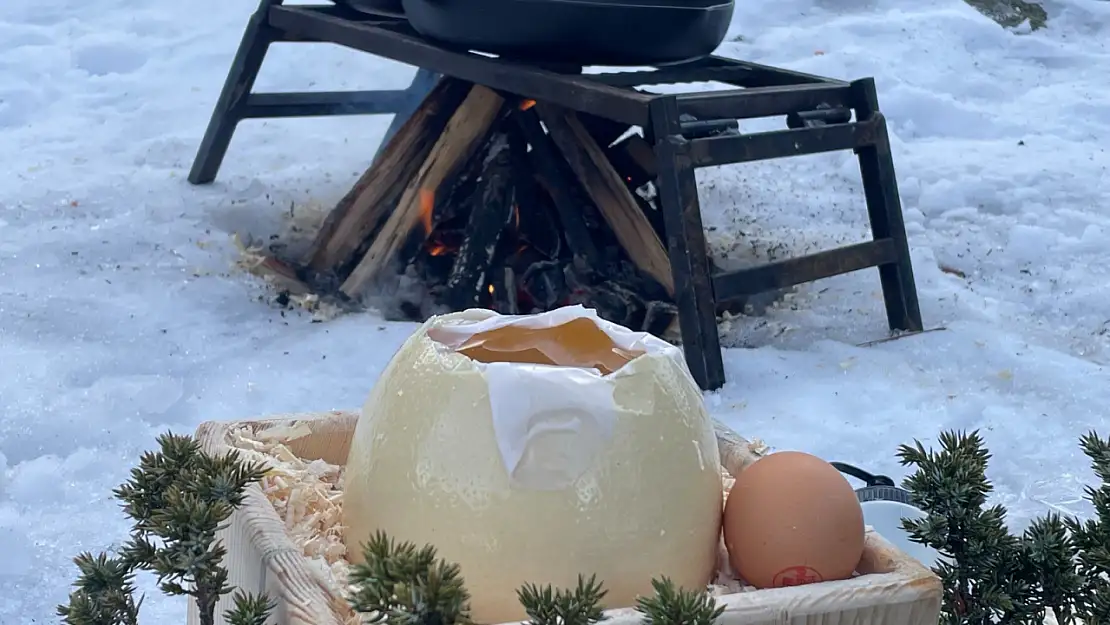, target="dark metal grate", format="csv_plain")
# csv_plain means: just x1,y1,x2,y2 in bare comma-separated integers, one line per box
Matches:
188,0,924,391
